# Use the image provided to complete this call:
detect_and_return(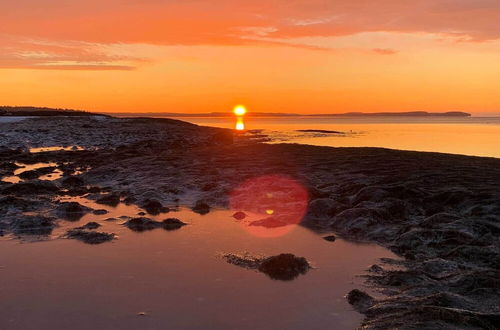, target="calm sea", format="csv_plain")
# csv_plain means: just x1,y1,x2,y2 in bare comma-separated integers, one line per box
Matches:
166,116,500,159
